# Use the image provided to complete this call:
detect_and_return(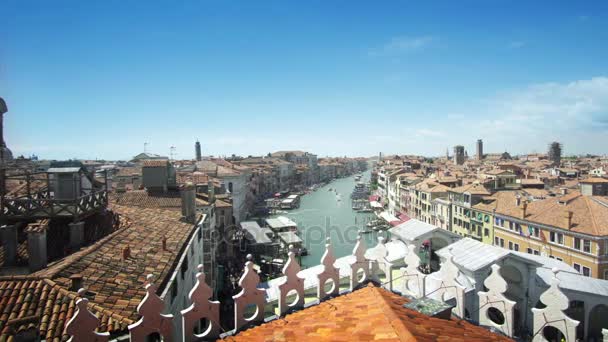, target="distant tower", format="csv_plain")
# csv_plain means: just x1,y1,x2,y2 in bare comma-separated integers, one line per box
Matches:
446,147,449,160
378,152,382,162
548,141,562,166
195,140,202,161
0,97,14,164
453,145,465,165
476,139,483,161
